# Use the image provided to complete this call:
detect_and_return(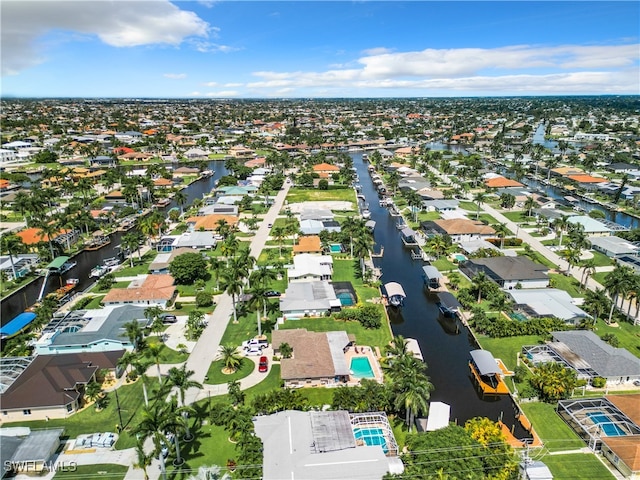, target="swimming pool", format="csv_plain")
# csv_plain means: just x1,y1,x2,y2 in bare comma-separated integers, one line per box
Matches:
353,427,388,453
329,243,342,253
350,356,375,378
337,291,355,306
587,412,626,436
